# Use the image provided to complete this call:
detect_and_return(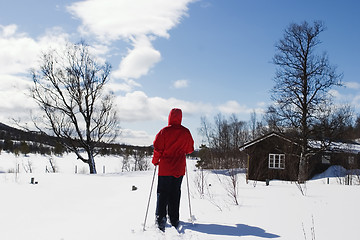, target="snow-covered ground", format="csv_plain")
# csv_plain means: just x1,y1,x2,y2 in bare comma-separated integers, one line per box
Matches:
0,152,359,240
